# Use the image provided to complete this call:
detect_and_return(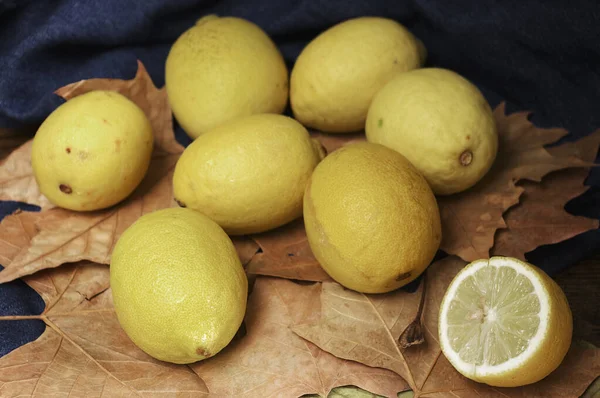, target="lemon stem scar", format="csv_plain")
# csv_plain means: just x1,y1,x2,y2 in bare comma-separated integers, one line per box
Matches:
59,184,72,194
460,150,473,166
